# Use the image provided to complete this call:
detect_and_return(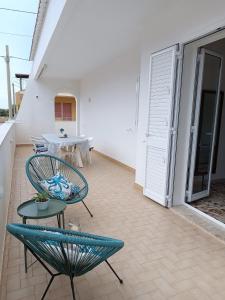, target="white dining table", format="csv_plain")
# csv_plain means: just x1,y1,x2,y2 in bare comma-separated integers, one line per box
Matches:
42,133,88,167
